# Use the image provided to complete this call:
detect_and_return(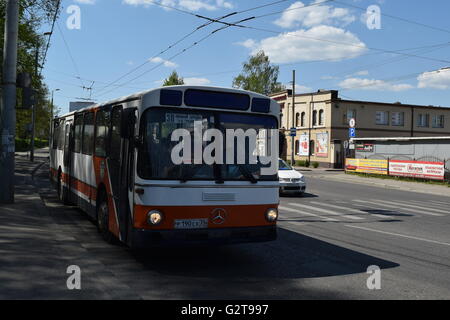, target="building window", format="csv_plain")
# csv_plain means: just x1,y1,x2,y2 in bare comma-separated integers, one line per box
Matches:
82,112,95,155
391,112,405,126
309,140,315,156
346,109,356,124
417,114,429,127
319,109,325,126
432,115,445,128
376,111,389,125
295,140,299,155
312,110,317,126
301,112,306,127
295,112,300,127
